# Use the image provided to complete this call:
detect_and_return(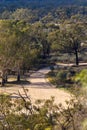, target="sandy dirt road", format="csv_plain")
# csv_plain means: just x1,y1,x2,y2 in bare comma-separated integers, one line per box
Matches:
0,67,71,105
